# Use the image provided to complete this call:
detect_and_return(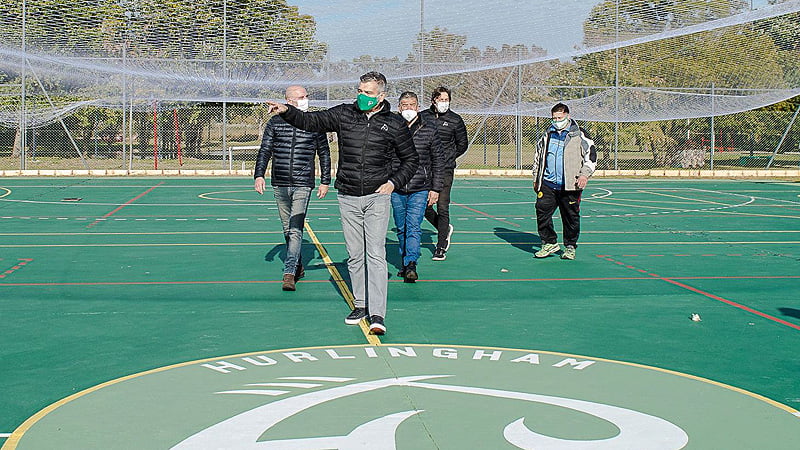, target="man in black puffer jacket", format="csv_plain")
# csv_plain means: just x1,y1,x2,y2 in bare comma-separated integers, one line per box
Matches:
419,86,468,262
392,91,444,283
255,85,331,292
266,72,419,335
